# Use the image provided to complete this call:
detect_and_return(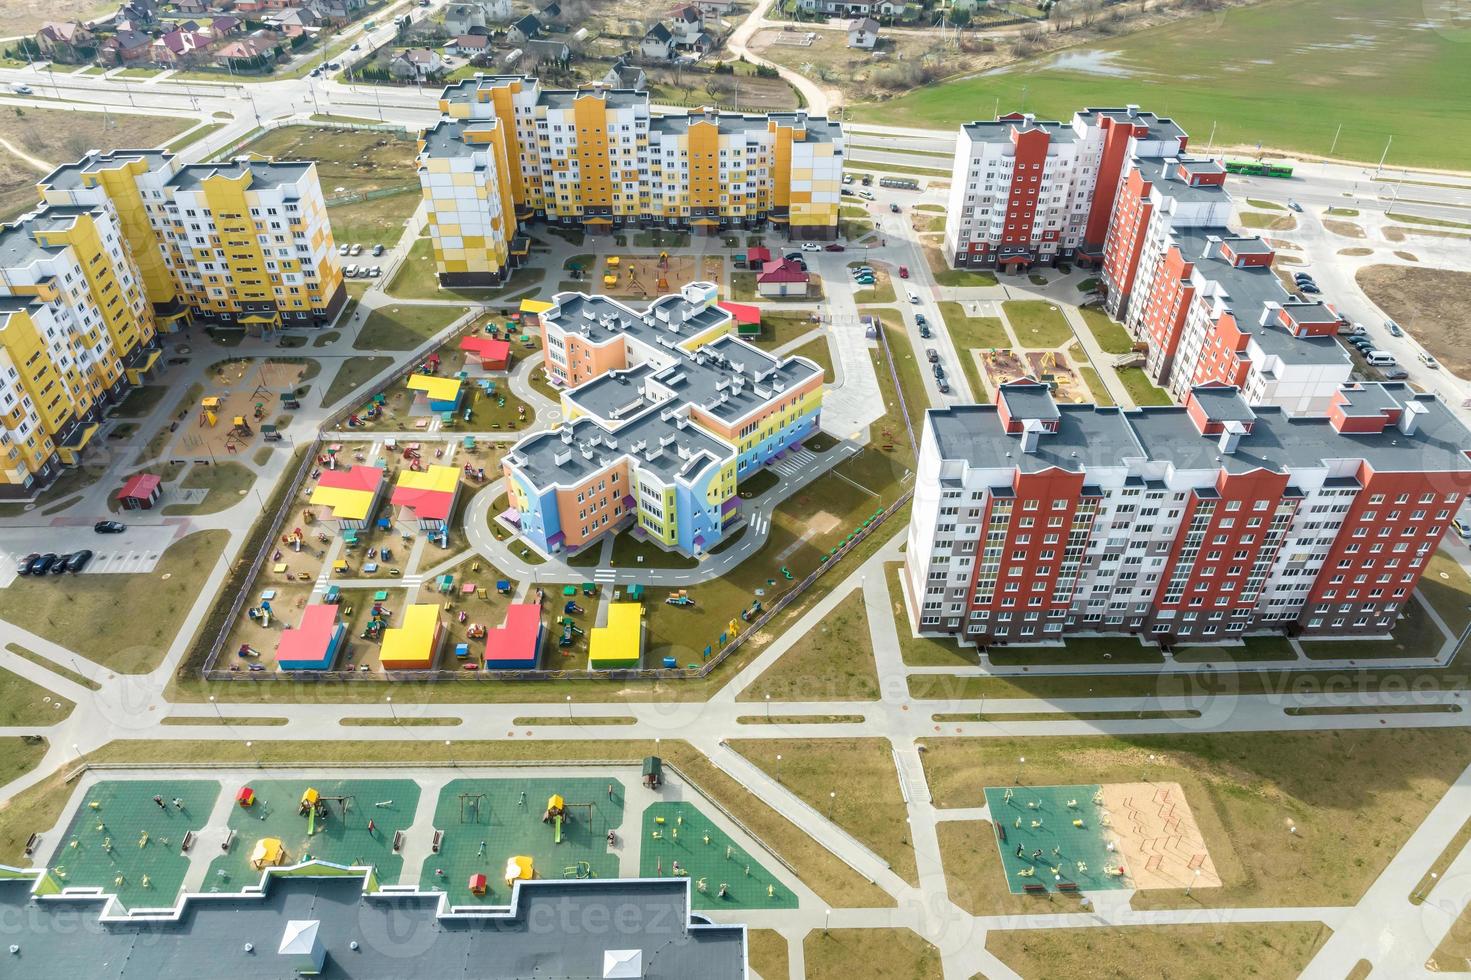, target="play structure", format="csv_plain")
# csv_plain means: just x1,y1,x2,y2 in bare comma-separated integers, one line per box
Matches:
504,854,534,885
249,837,285,871
541,793,595,845
298,787,353,837
589,602,644,669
